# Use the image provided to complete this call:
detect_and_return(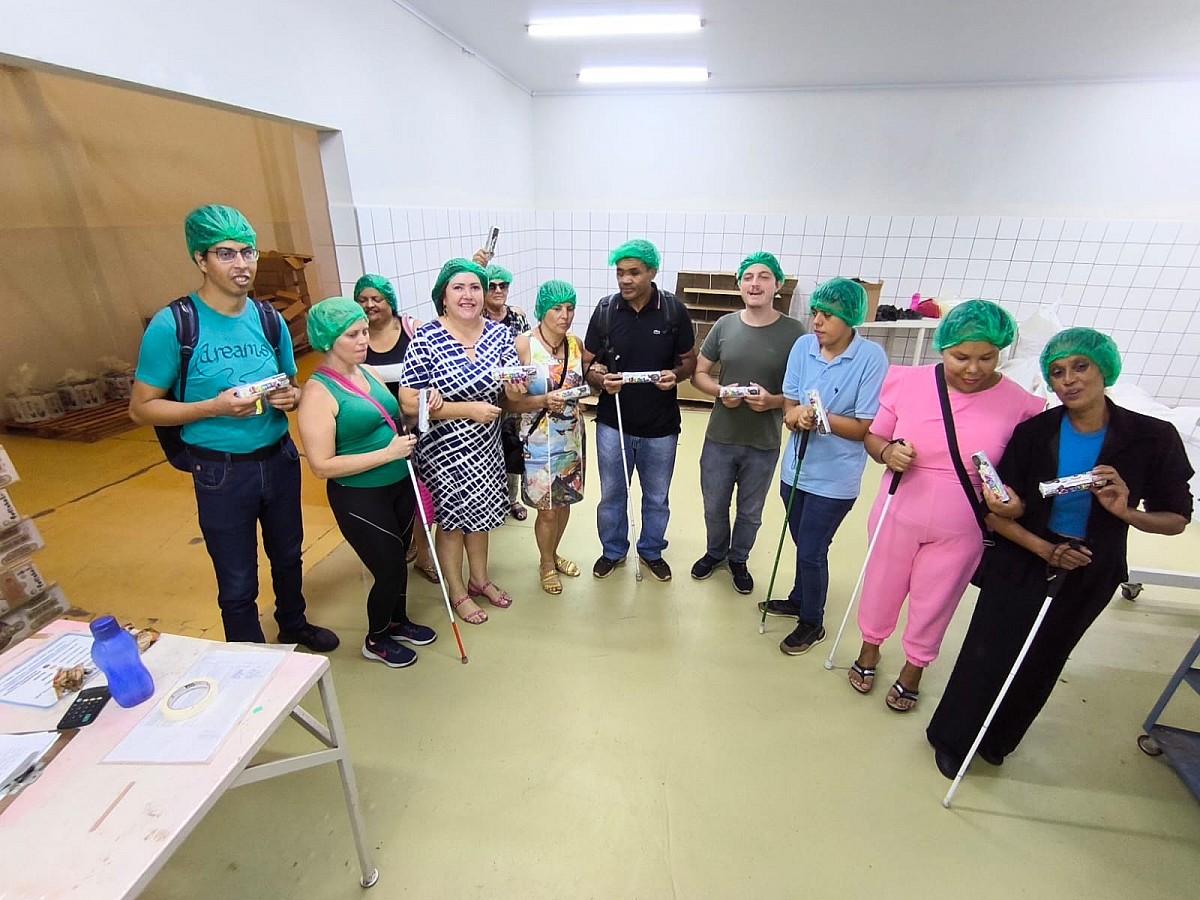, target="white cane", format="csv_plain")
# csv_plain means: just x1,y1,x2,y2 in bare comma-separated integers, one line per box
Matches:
406,461,468,664
942,558,1074,808
824,464,904,670
612,390,643,582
